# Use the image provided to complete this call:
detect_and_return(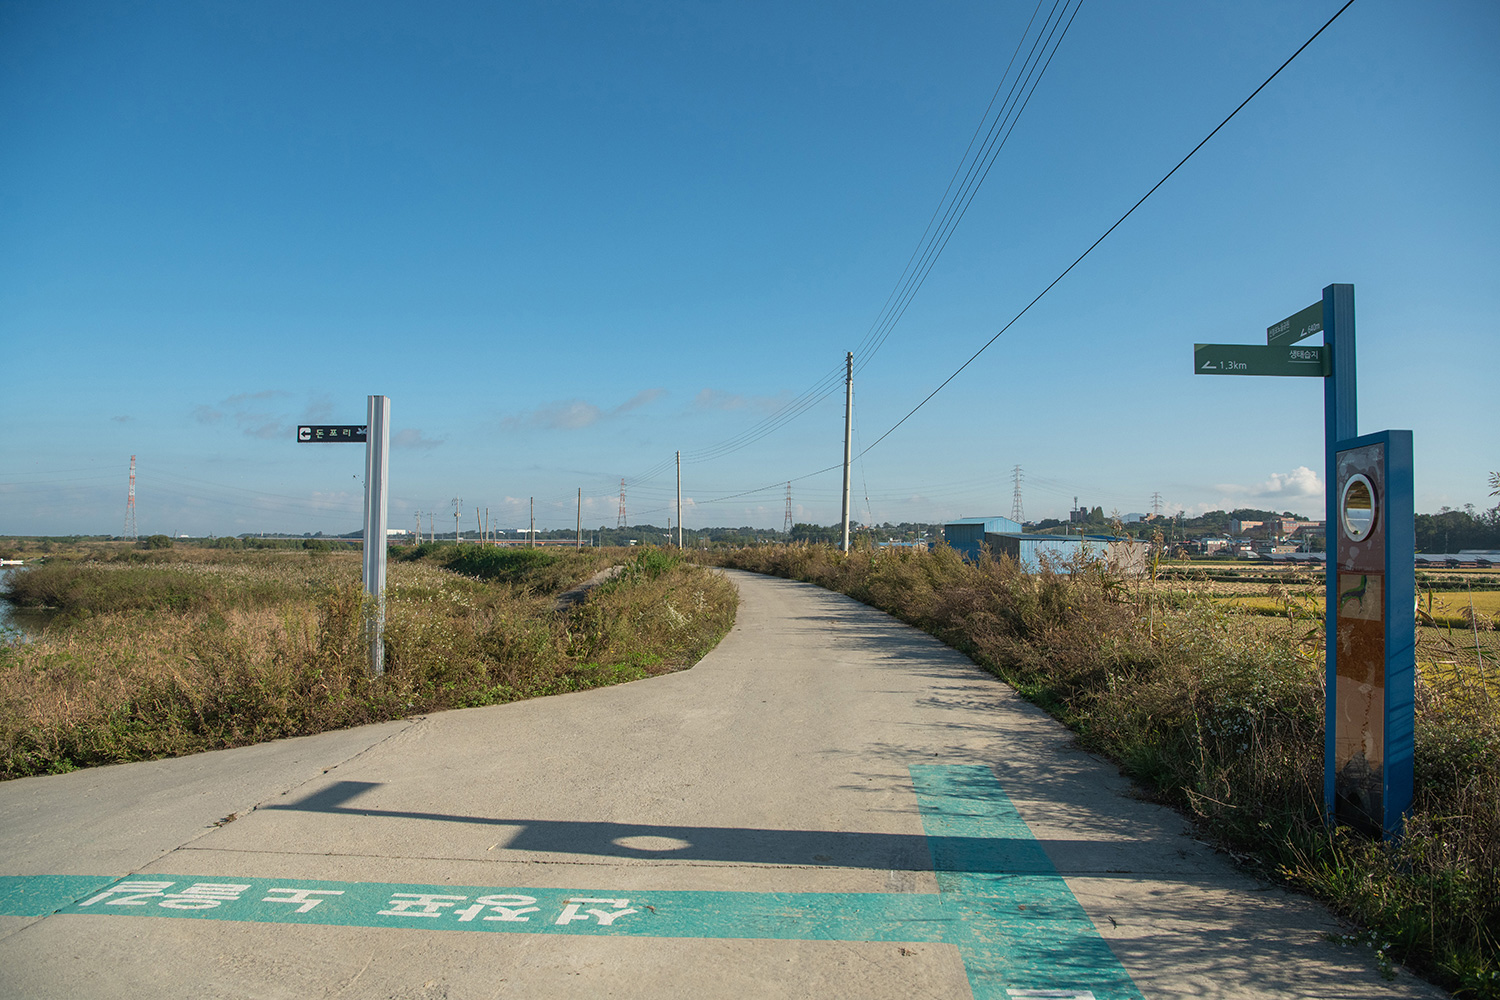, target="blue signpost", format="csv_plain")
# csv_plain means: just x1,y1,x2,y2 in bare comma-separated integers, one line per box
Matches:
1196,284,1414,837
